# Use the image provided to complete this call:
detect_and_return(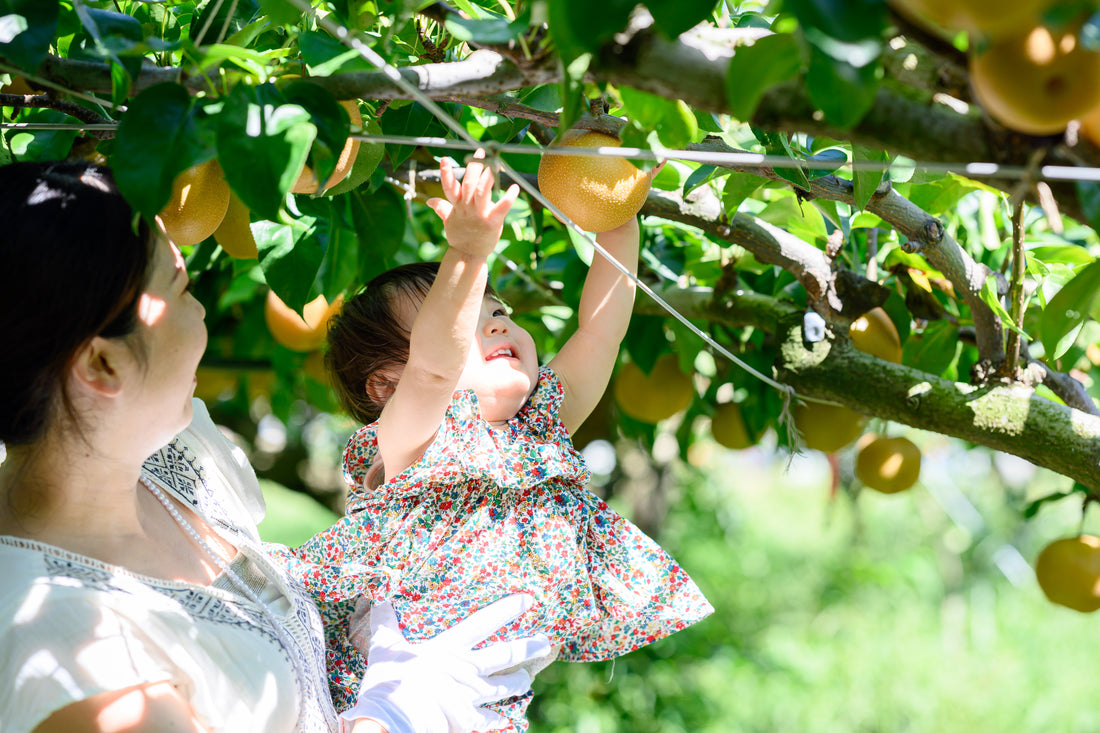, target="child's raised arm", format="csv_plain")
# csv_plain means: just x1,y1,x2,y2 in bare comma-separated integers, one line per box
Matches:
549,215,641,435
375,153,519,480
